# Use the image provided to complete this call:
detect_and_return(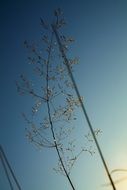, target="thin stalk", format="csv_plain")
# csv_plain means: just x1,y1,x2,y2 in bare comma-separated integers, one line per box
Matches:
0,149,14,190
52,24,116,190
0,145,22,190
45,32,76,190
